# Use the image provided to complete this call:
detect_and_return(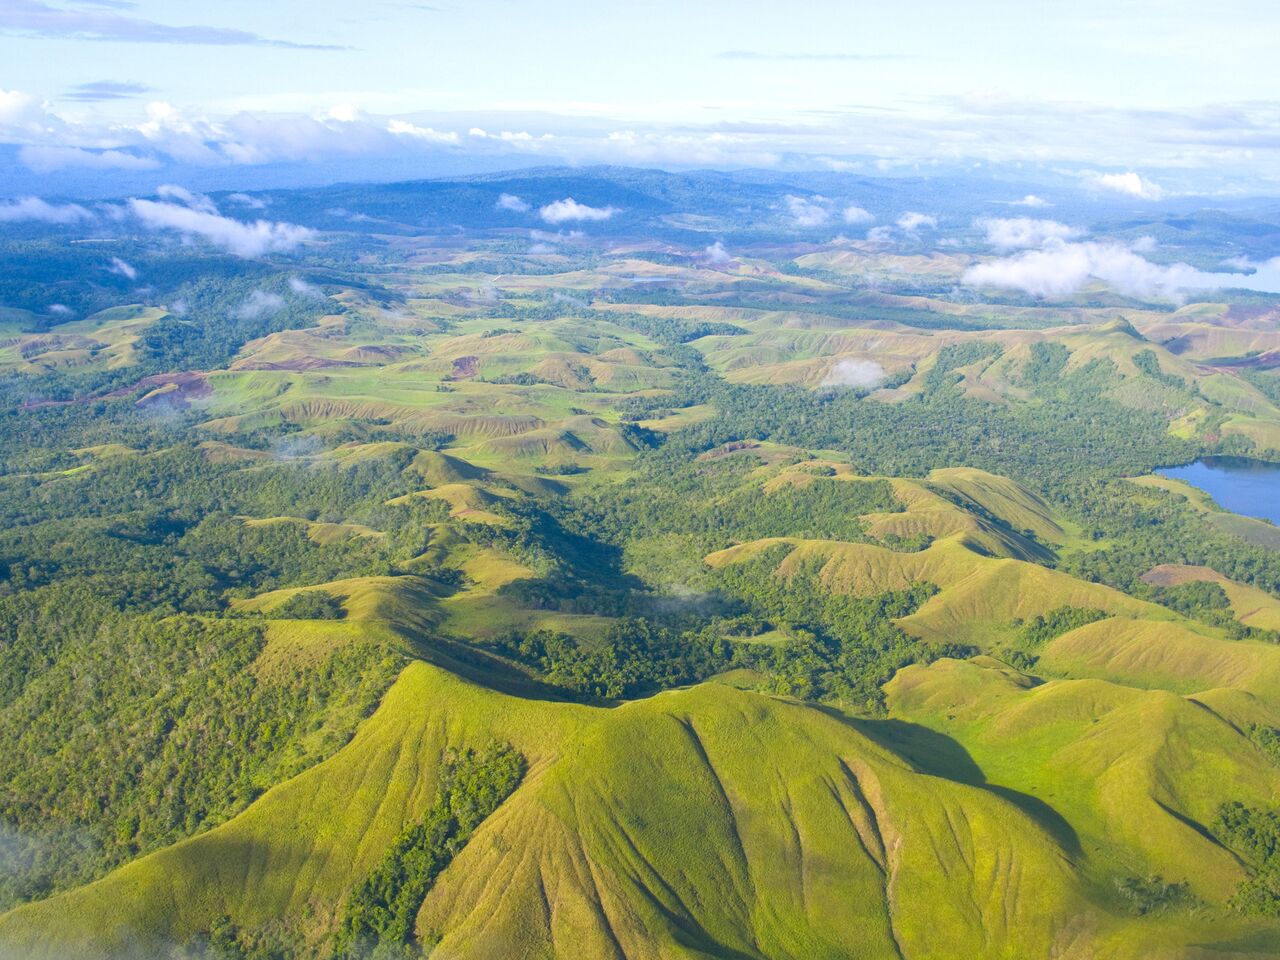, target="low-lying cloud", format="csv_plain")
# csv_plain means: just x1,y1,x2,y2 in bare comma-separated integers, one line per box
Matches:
539,198,618,224
495,192,530,213
1091,171,1164,200
0,195,93,223
978,217,1083,250
703,240,733,266
964,241,1280,300
128,197,315,257
234,290,286,320
109,257,137,280
785,194,831,227
822,358,886,390
896,211,937,231
288,276,323,298
842,205,875,225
